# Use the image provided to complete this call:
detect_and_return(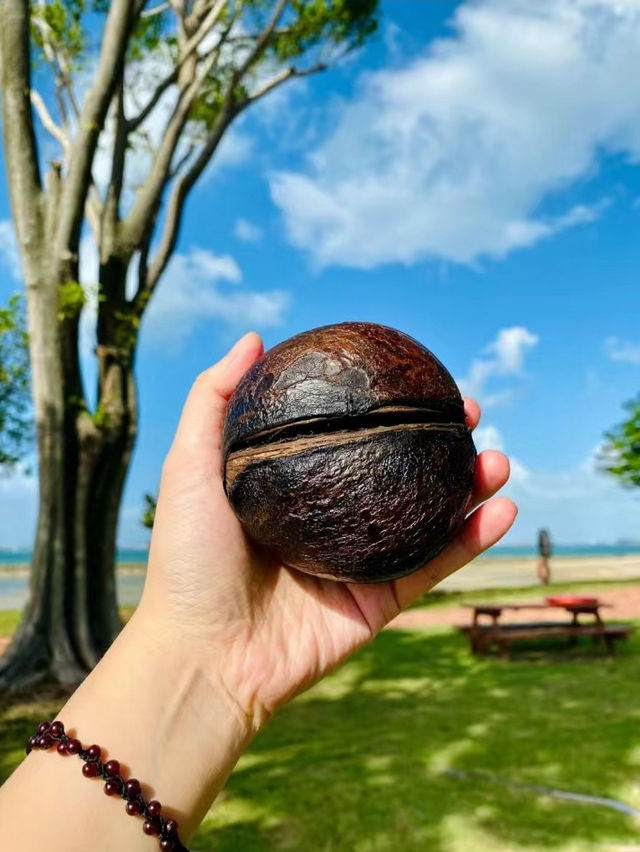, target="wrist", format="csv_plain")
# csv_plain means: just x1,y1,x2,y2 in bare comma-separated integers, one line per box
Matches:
59,606,254,841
